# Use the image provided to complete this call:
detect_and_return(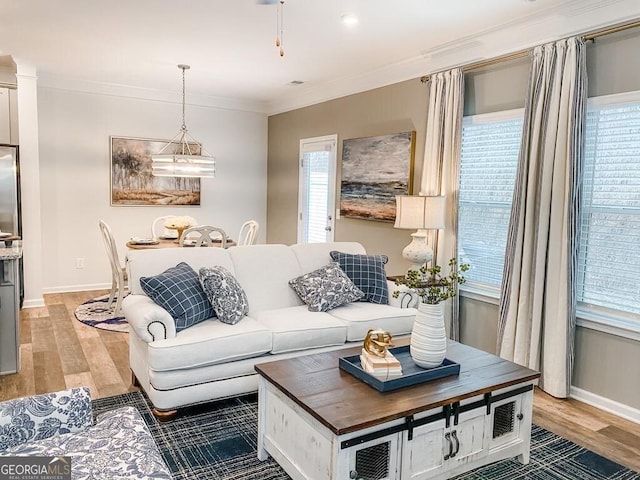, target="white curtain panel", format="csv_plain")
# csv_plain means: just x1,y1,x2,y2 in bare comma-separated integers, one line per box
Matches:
420,68,464,340
497,37,587,398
